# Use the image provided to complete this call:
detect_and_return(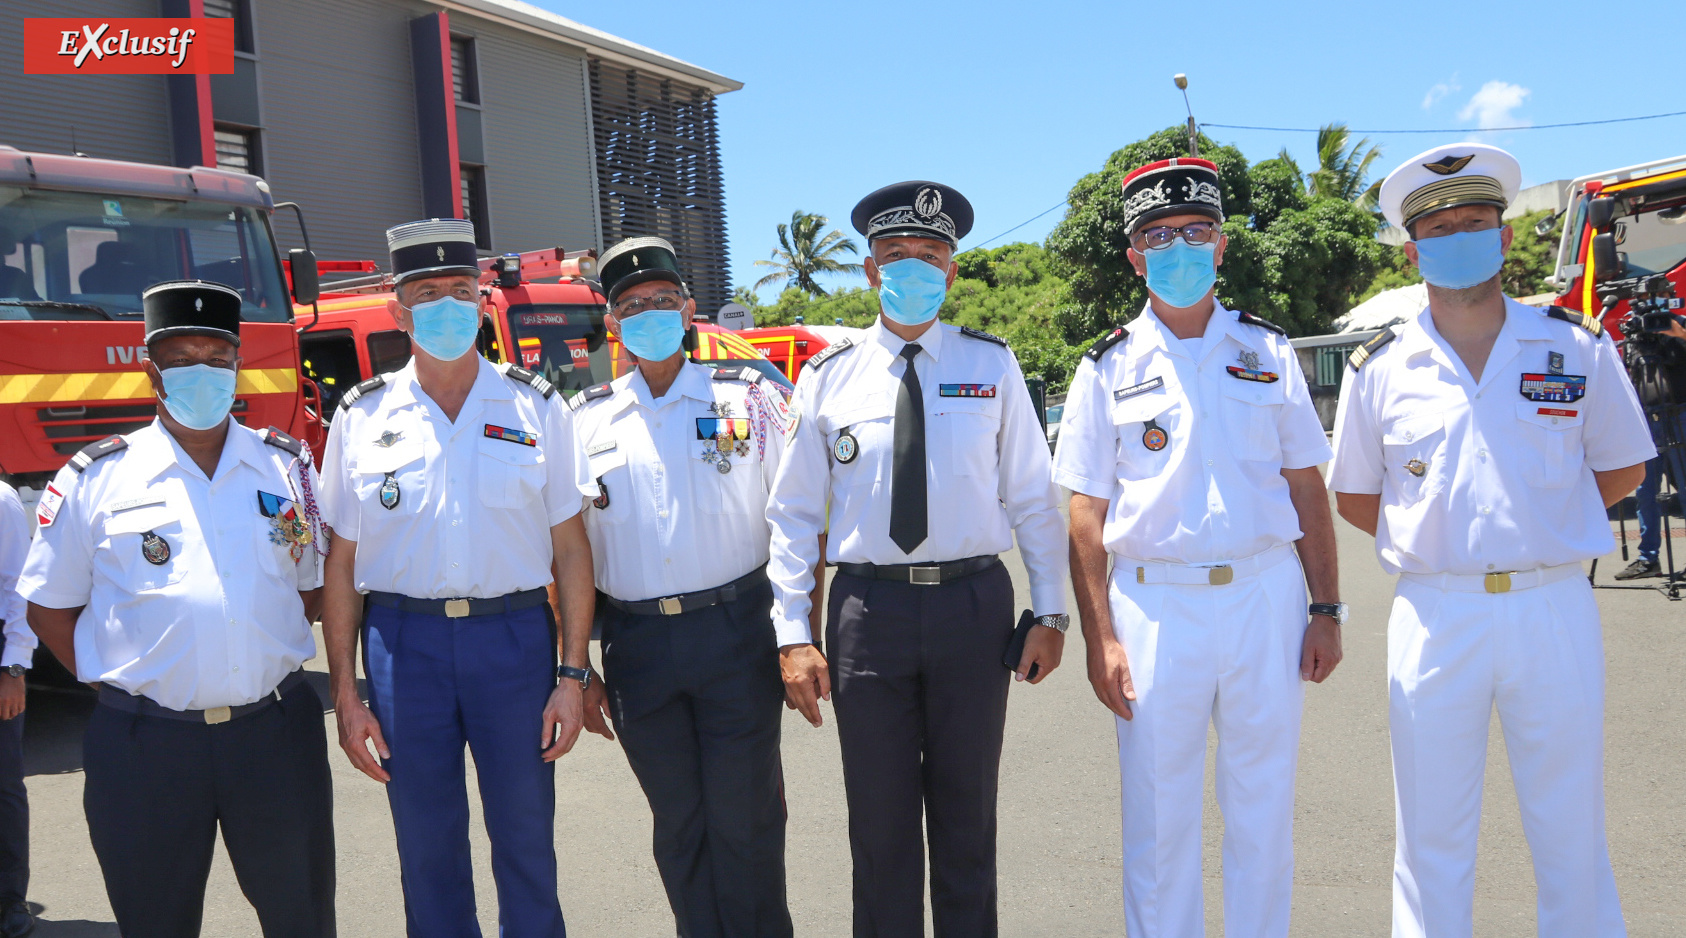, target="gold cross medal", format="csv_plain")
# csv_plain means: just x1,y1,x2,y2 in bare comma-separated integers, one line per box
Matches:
258,490,312,562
